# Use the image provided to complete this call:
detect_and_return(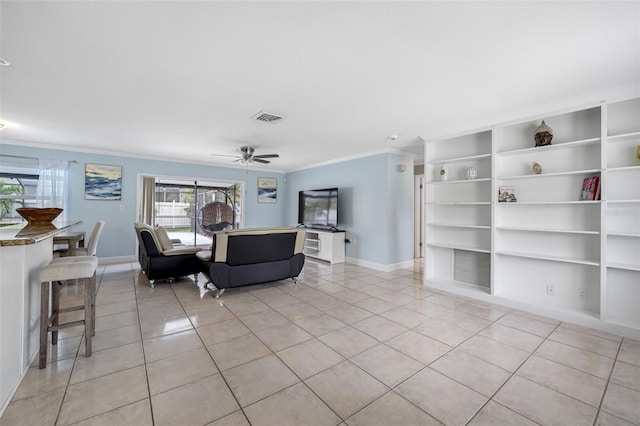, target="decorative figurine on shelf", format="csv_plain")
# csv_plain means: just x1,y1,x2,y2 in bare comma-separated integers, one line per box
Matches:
439,165,448,181
532,161,542,174
534,120,553,147
467,166,477,180
636,144,640,165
